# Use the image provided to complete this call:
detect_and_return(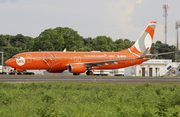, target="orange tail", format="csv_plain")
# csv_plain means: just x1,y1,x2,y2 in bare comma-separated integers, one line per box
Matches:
120,21,156,57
